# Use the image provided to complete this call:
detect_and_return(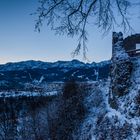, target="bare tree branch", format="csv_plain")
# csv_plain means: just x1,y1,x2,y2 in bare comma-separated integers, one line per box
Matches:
34,0,139,59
